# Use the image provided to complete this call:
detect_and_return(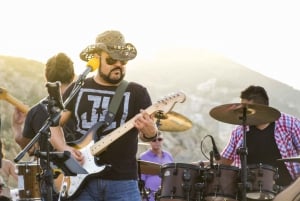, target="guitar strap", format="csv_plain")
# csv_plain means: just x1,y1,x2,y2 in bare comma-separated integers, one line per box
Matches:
105,80,129,126
90,80,129,137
